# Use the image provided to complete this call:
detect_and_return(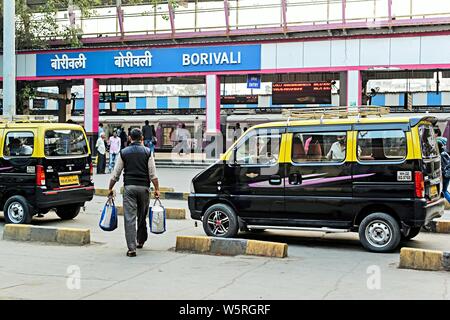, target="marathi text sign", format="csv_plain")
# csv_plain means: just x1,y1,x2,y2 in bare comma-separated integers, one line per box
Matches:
36,45,261,77
272,82,332,105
